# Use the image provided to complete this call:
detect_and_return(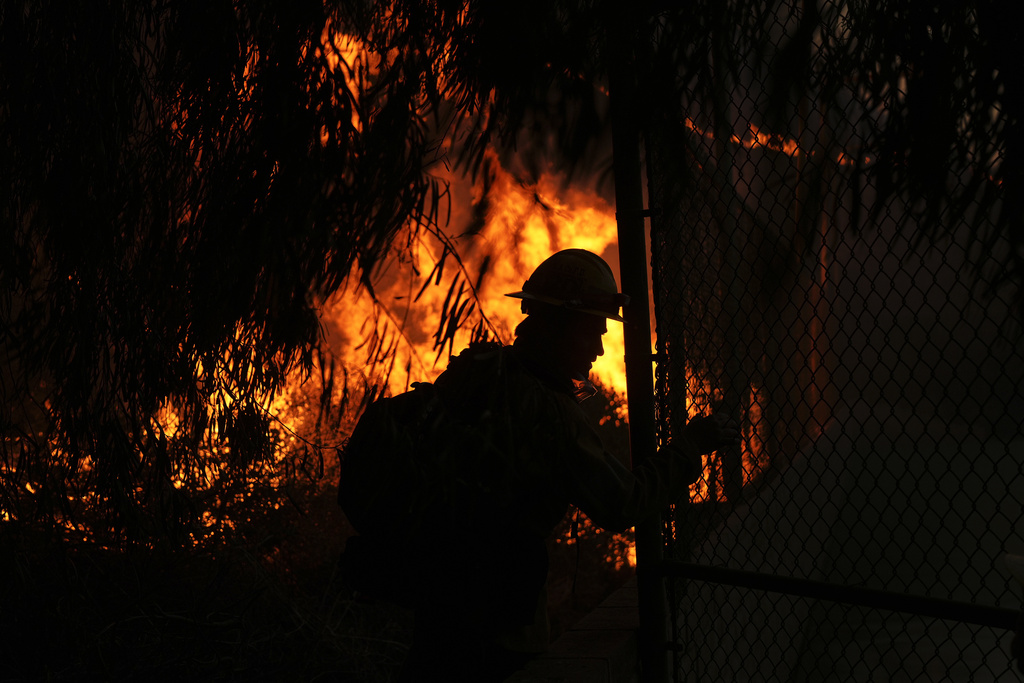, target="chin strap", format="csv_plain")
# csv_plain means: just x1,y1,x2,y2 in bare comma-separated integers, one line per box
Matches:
571,376,598,403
